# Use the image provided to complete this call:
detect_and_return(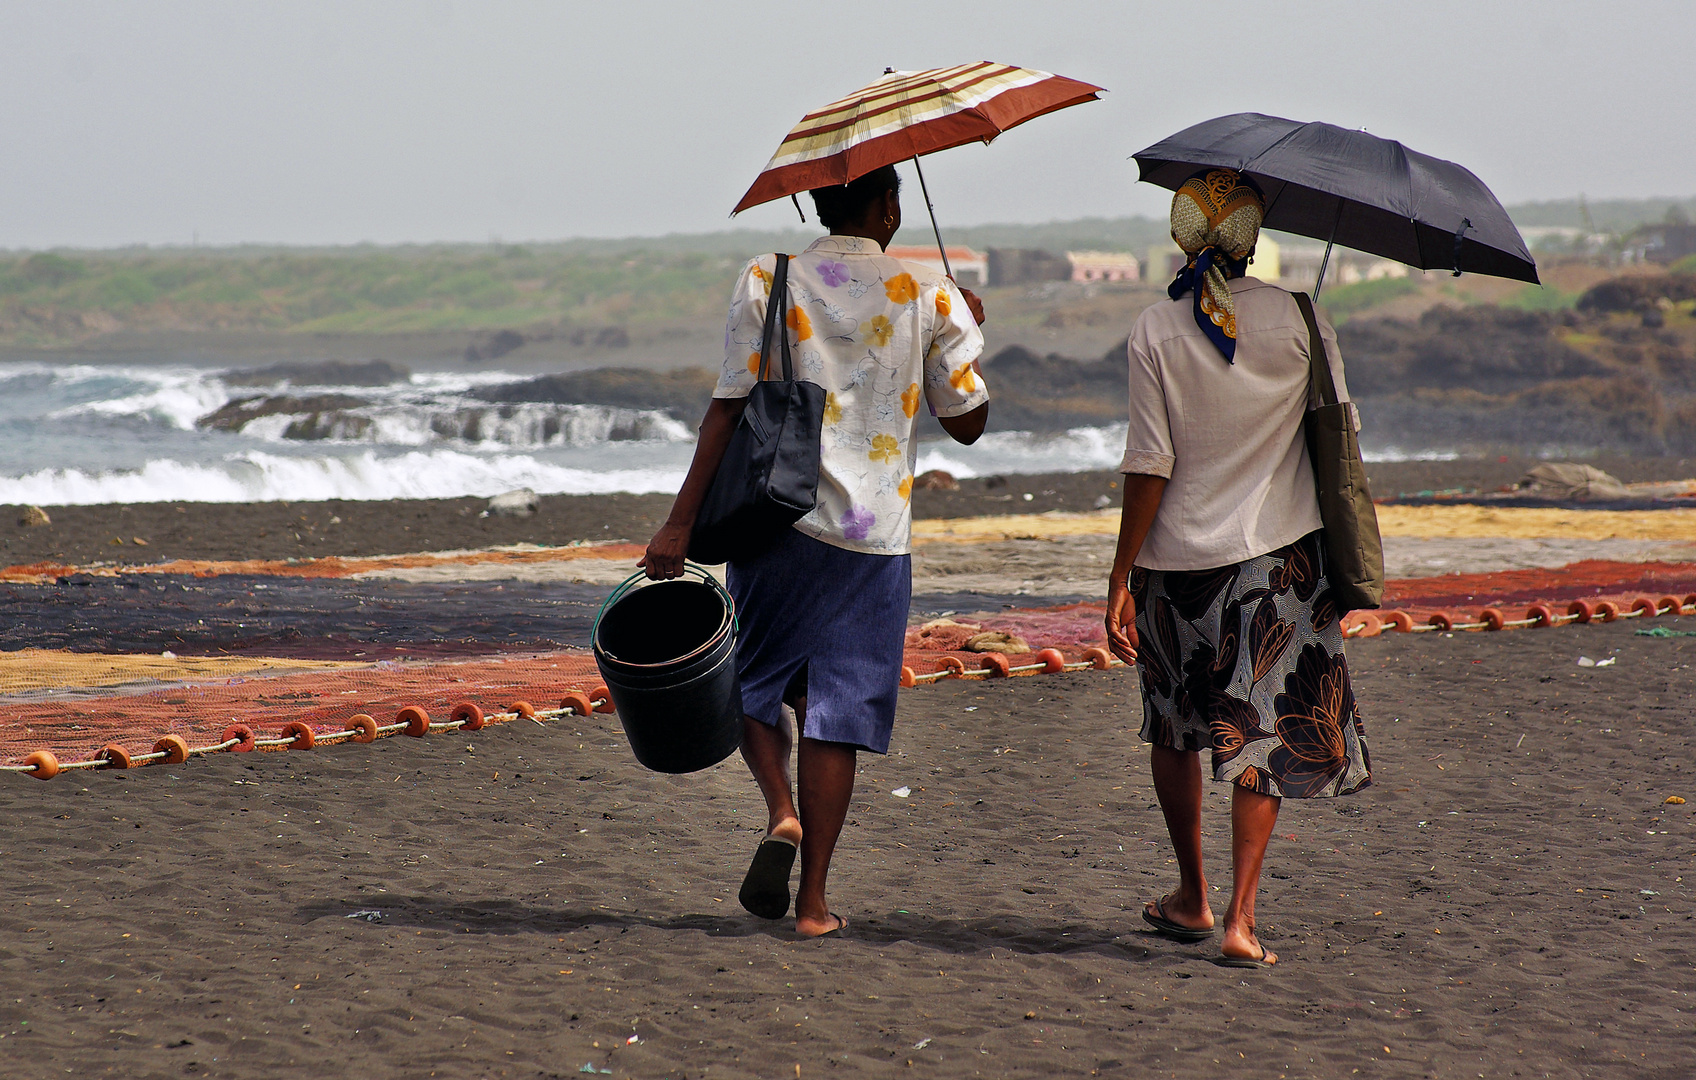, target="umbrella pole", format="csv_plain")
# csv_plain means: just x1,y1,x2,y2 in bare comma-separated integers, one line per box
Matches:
1314,241,1335,301
910,156,955,280
1313,203,1343,301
